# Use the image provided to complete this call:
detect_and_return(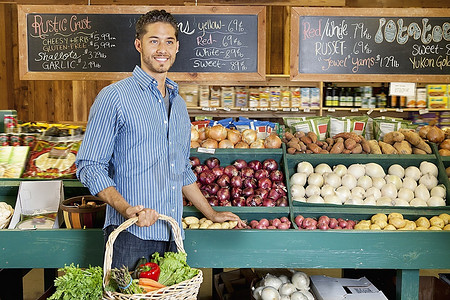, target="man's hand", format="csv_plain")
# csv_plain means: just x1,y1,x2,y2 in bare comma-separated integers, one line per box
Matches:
125,205,159,227
208,211,246,229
